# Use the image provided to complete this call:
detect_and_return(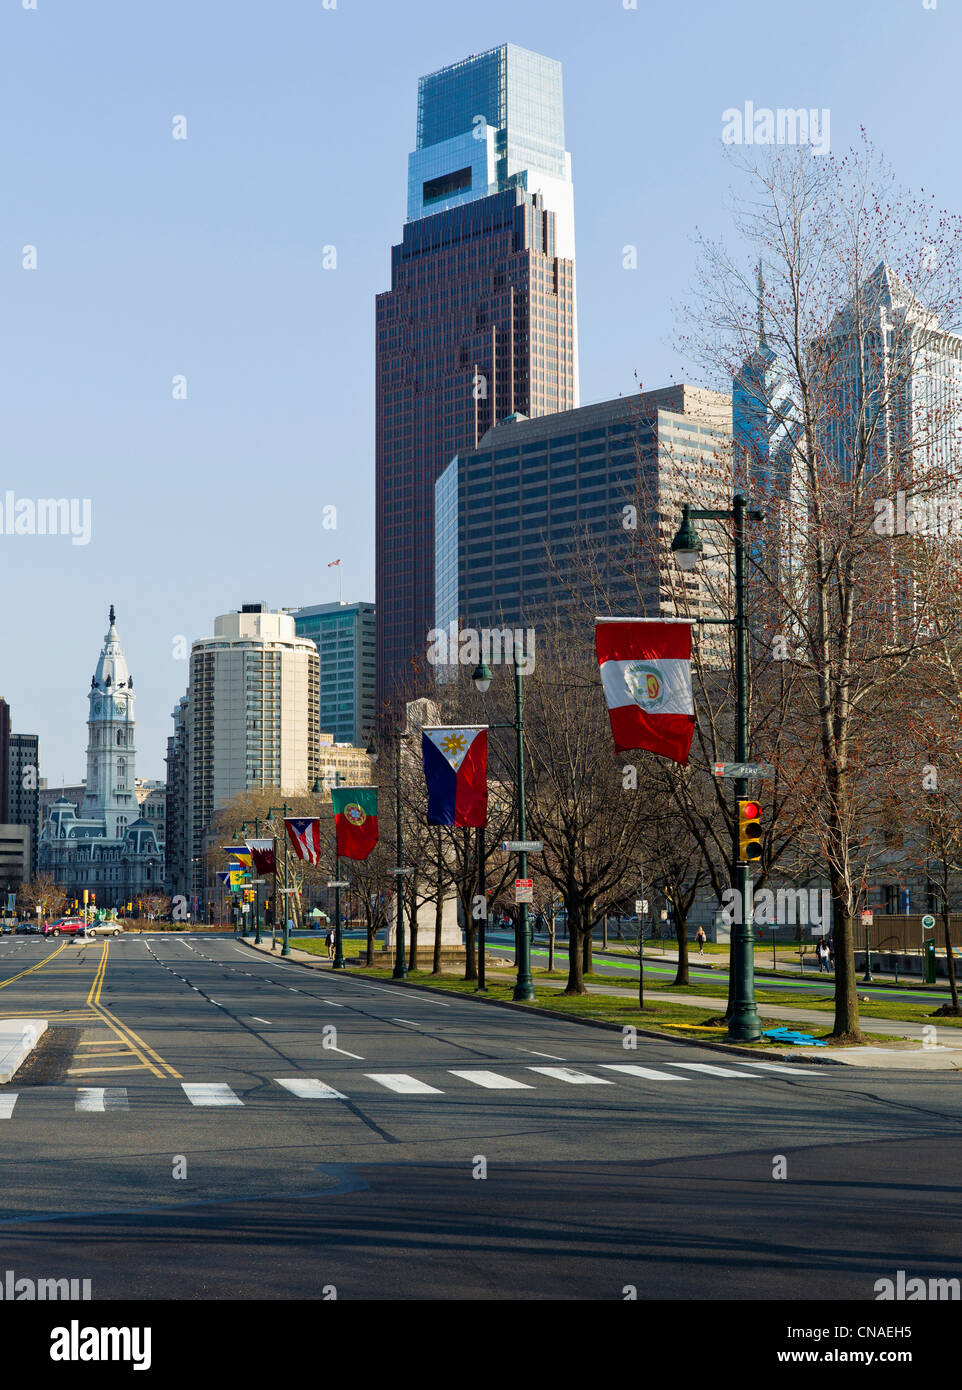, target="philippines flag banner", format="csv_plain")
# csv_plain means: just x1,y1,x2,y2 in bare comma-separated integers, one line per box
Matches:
595,618,695,765
421,726,488,828
285,817,323,865
245,838,277,875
